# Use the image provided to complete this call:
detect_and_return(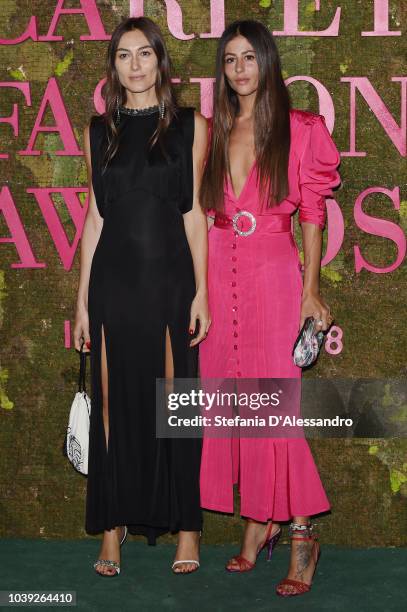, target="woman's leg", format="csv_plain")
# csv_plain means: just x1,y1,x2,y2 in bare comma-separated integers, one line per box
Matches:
276,515,320,595
165,326,201,573
94,324,126,576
